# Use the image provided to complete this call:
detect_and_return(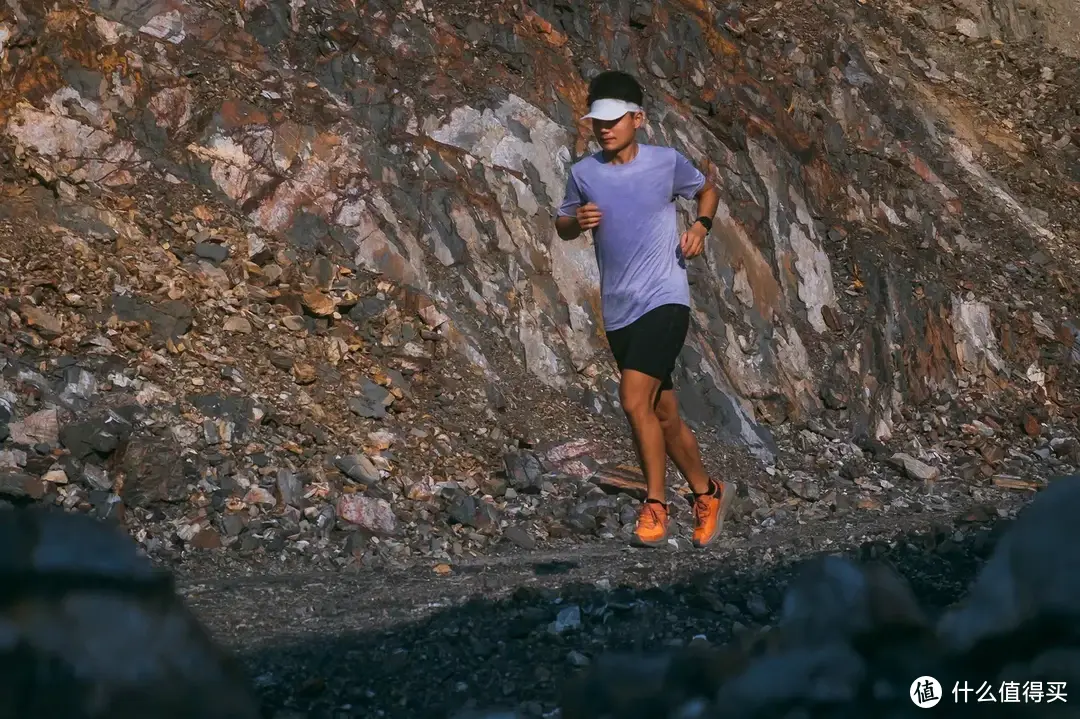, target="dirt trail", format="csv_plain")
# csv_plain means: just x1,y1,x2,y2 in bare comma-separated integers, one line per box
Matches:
181,504,1011,717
